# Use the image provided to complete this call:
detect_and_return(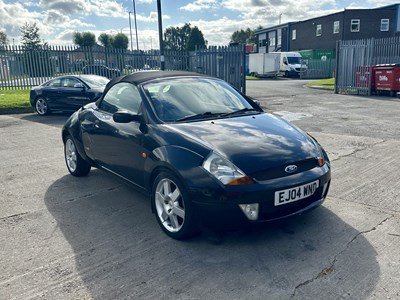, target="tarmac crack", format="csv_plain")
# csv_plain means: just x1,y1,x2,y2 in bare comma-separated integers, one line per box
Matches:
331,139,386,162
0,212,28,221
290,215,393,299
